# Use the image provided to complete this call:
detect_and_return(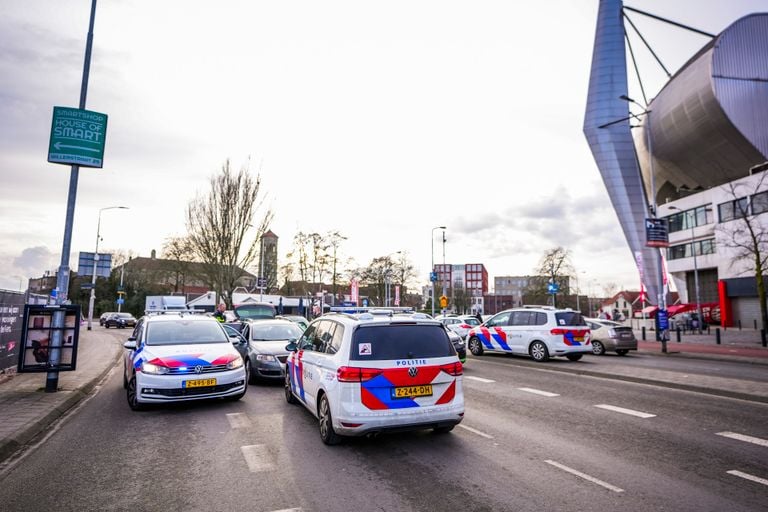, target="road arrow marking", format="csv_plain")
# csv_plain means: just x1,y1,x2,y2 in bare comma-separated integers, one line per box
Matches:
54,142,100,152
